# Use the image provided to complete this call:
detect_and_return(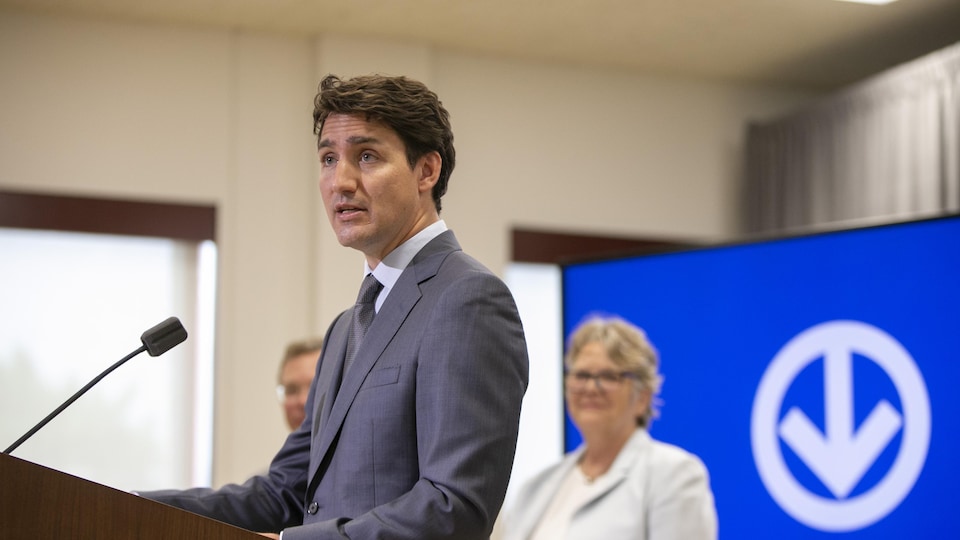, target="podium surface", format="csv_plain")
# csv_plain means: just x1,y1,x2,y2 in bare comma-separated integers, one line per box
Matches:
0,453,263,538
